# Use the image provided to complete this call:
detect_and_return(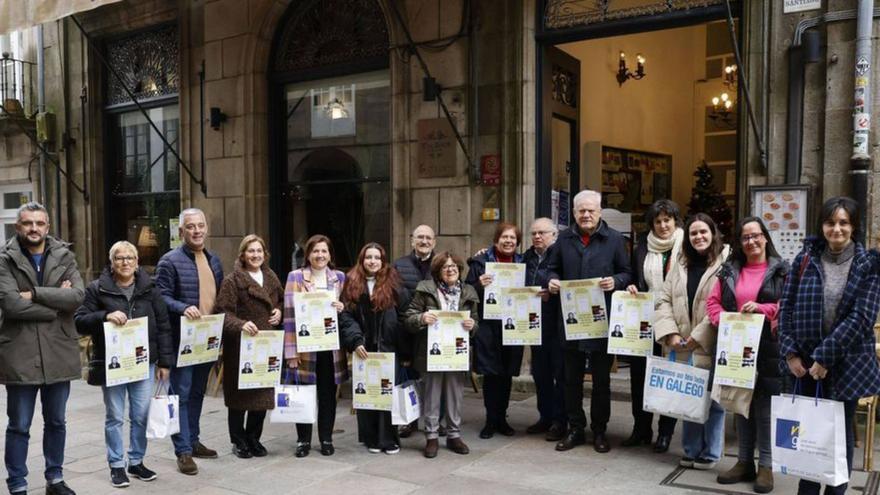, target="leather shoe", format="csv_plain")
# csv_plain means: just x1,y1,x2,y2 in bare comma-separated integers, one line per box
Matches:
45,481,76,495
621,430,652,447
176,454,198,475
398,423,415,438
192,442,218,459
479,423,496,439
545,423,565,442
295,442,311,458
232,442,252,459
496,421,515,436
555,429,586,451
424,438,439,458
320,441,335,456
526,420,550,434
653,435,671,453
446,437,470,455
248,439,268,457
593,432,611,453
